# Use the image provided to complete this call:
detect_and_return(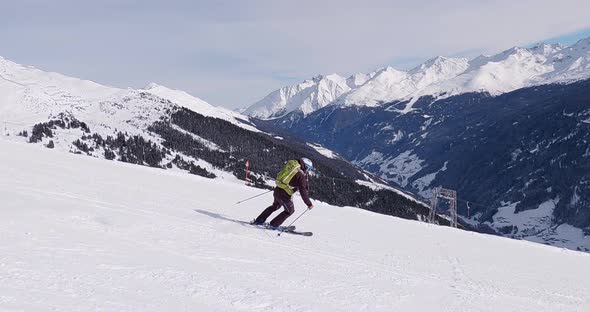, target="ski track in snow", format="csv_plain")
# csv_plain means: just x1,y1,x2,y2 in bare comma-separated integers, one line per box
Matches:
1,140,590,311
